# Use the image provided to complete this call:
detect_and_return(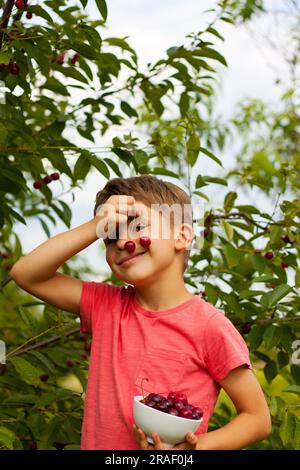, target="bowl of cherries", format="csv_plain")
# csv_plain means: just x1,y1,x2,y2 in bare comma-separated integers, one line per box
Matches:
133,391,203,447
